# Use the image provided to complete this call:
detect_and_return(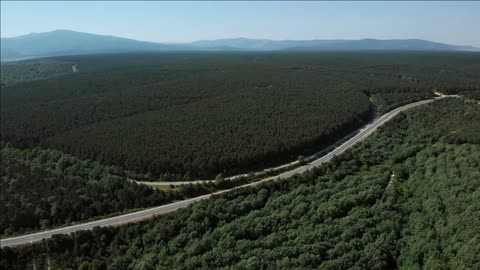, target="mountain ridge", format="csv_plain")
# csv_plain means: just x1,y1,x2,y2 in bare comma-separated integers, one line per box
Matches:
2,30,479,61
